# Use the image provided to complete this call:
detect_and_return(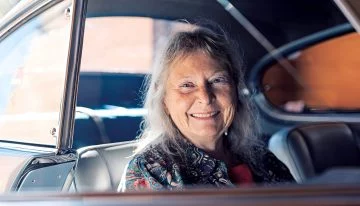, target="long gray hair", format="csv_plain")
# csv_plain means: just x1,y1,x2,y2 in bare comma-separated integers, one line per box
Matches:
136,25,265,164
